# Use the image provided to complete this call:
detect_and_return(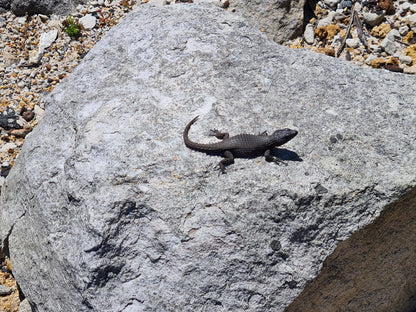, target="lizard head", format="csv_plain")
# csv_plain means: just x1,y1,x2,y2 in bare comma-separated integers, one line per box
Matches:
272,128,298,146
